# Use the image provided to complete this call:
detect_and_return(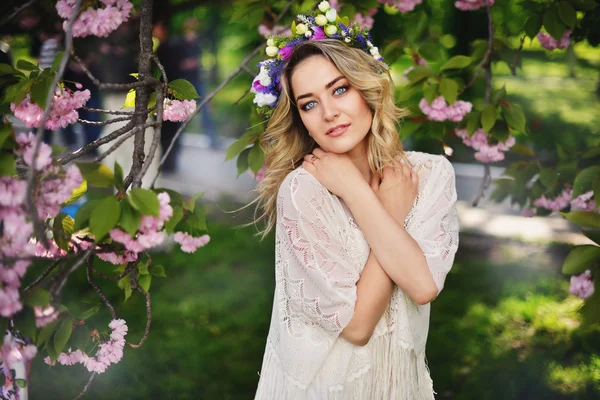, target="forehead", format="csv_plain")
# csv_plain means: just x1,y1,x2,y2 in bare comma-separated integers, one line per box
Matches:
290,55,343,95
